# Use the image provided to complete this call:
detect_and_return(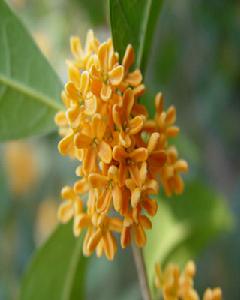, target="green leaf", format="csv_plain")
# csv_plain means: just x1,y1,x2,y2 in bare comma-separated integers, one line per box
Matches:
0,0,63,141
144,181,233,290
20,223,87,300
109,0,163,73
